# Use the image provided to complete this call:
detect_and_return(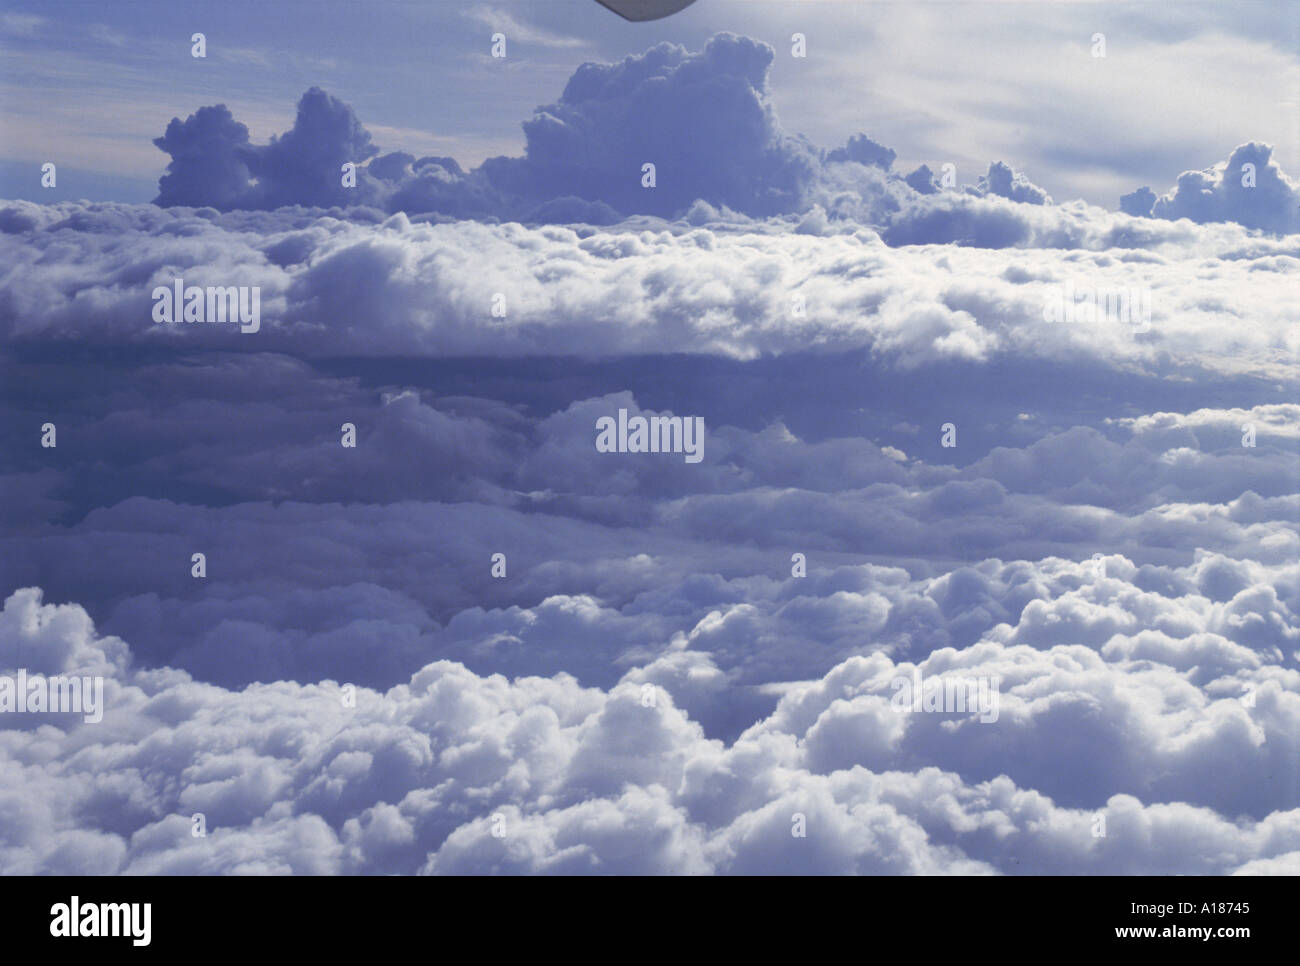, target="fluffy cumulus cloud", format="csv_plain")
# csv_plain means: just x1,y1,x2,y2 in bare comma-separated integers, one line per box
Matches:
1,576,1298,875
152,36,823,221
2,196,1299,357
153,89,380,212
144,34,1300,241
146,33,1090,234
978,161,1051,206
0,236,1297,872
1121,143,1300,234
3,30,1299,876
